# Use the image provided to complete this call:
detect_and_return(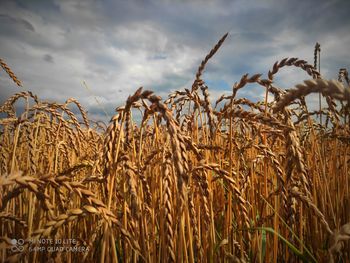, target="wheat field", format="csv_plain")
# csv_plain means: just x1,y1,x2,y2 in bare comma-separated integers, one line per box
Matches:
0,34,349,263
